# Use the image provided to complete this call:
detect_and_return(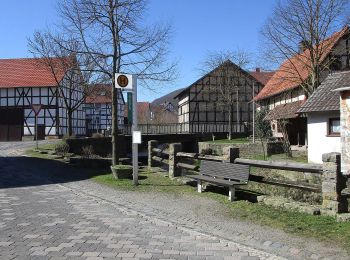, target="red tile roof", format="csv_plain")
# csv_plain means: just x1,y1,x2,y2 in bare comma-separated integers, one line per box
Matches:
0,57,69,88
255,26,349,101
86,84,112,104
249,71,275,85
